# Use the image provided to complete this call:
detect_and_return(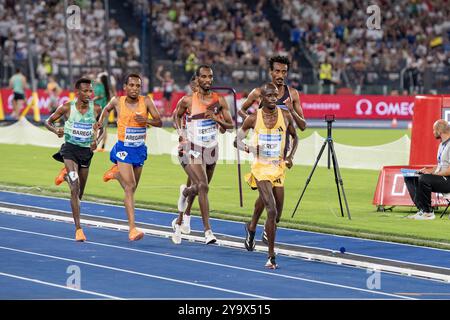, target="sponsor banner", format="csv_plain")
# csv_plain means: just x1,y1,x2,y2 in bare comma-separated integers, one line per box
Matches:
1,89,71,115
372,165,448,207
1,89,415,120
300,94,415,120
